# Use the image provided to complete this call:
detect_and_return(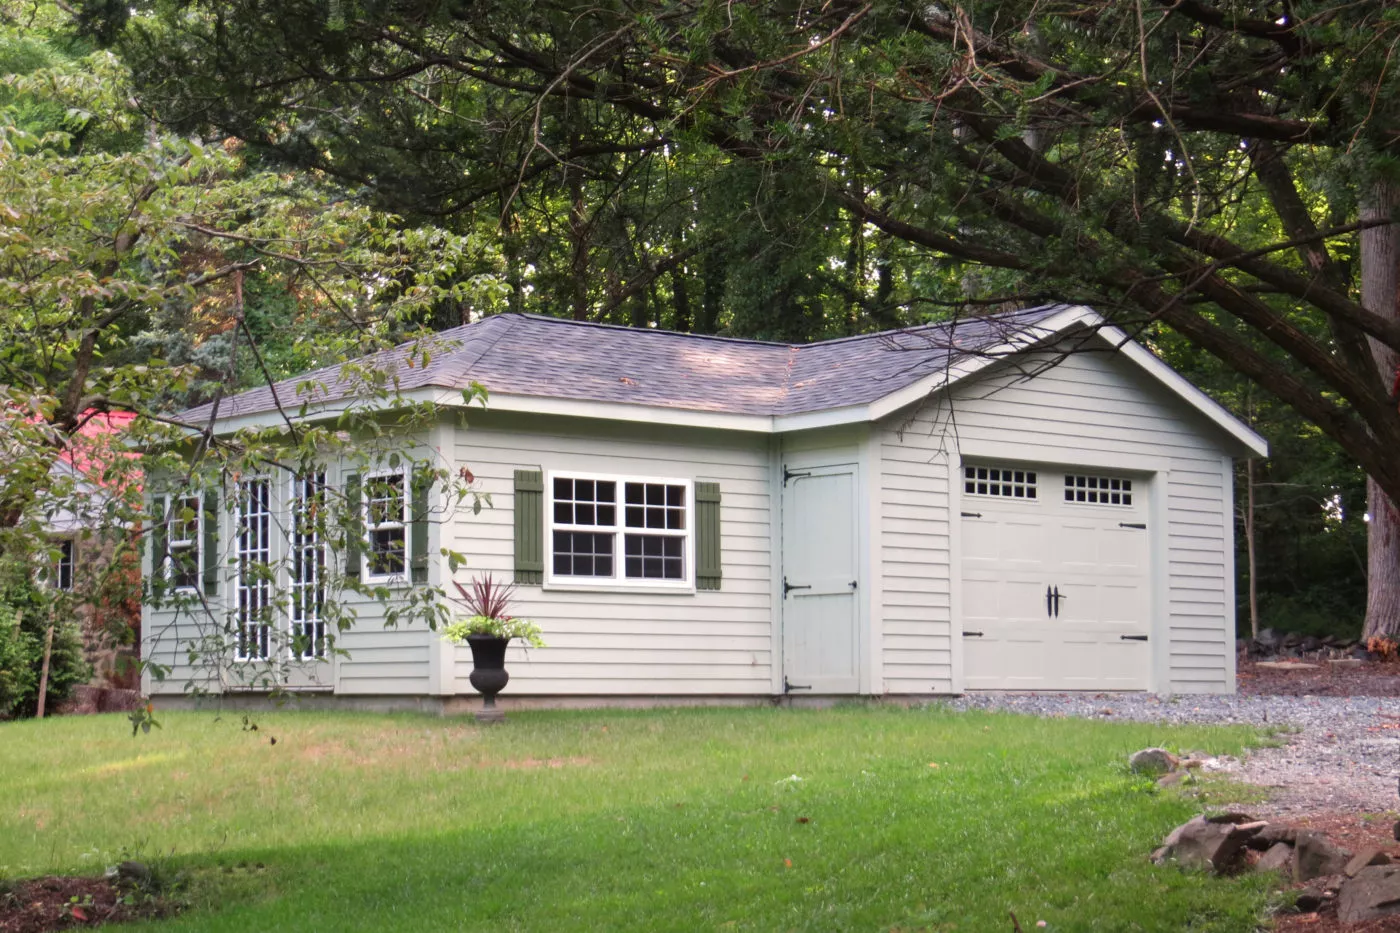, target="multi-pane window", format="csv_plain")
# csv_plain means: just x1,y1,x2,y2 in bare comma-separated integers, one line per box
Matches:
168,494,202,589
236,479,272,661
1064,474,1133,506
365,472,407,577
291,472,327,660
549,474,690,585
963,465,1037,499
54,539,74,591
